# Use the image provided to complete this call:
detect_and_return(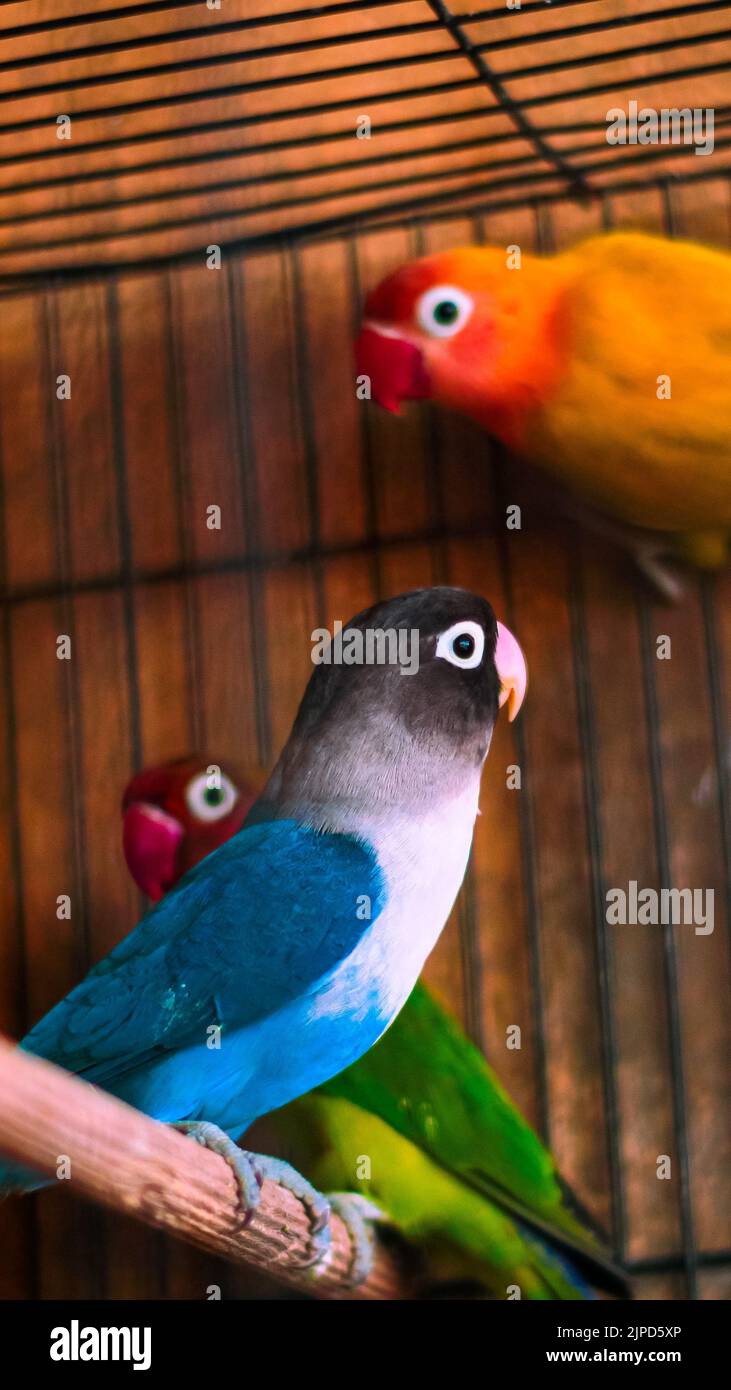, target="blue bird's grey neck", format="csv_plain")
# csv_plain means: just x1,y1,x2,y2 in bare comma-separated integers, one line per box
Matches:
249,728,488,1025
253,721,488,849
252,729,486,932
